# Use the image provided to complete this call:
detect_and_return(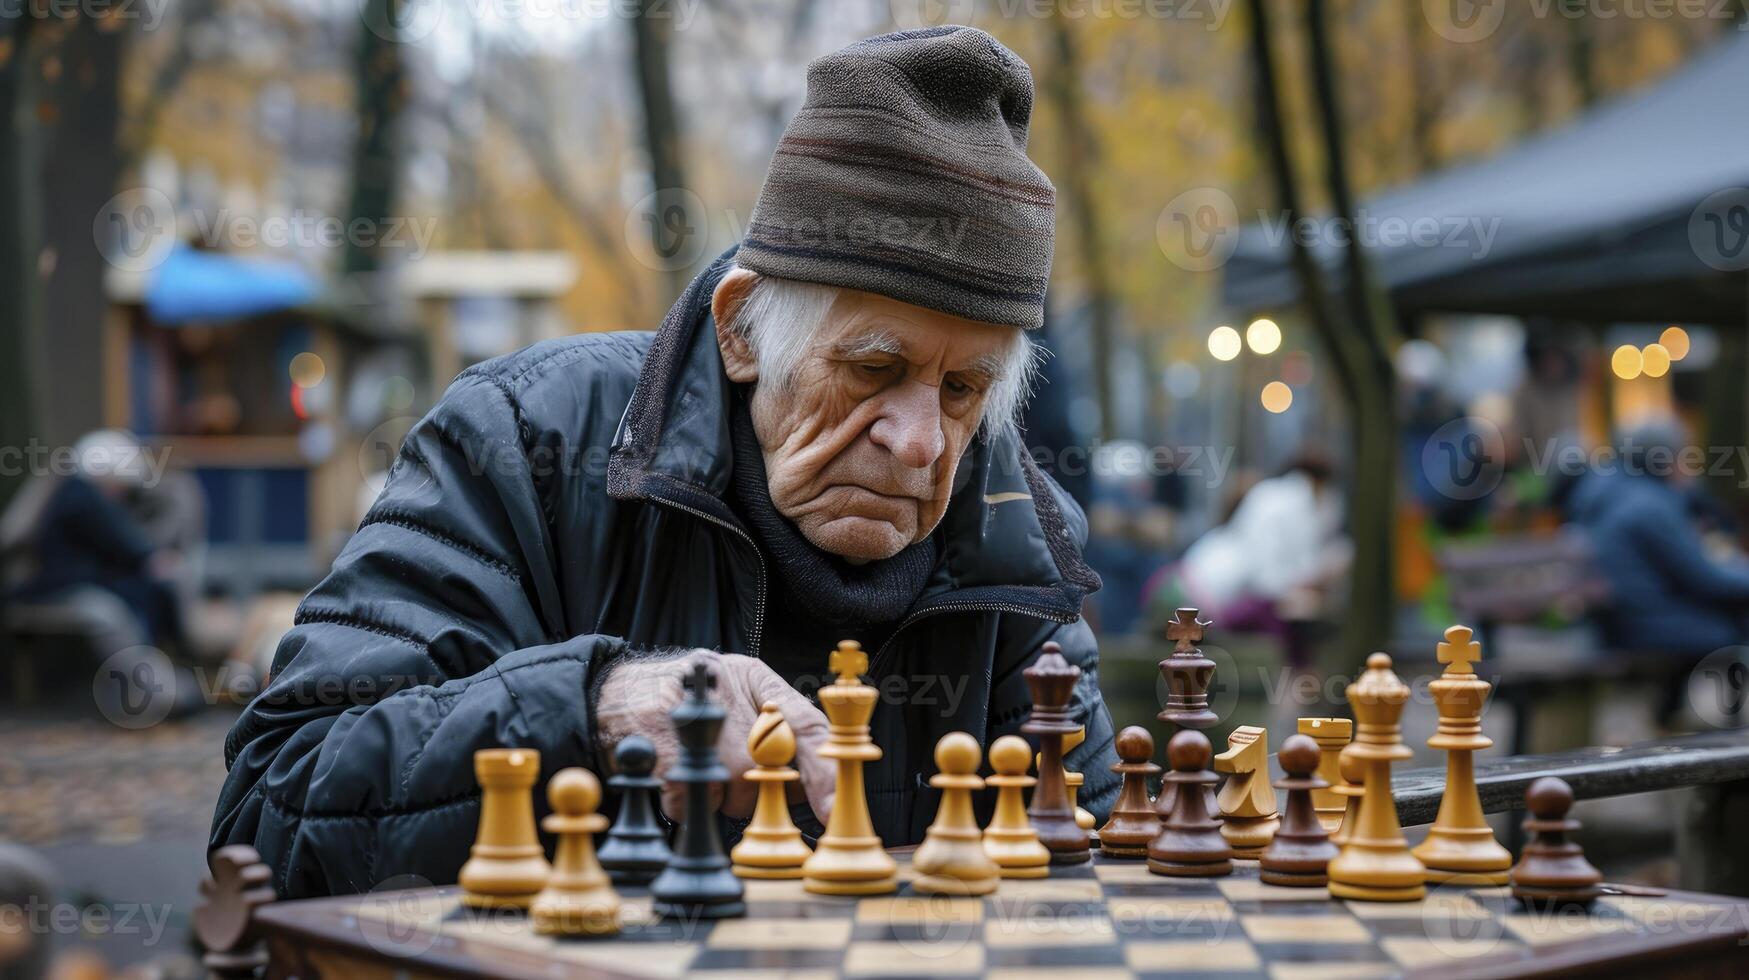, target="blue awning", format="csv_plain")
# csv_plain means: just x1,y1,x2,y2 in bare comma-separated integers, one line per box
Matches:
145,246,320,324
